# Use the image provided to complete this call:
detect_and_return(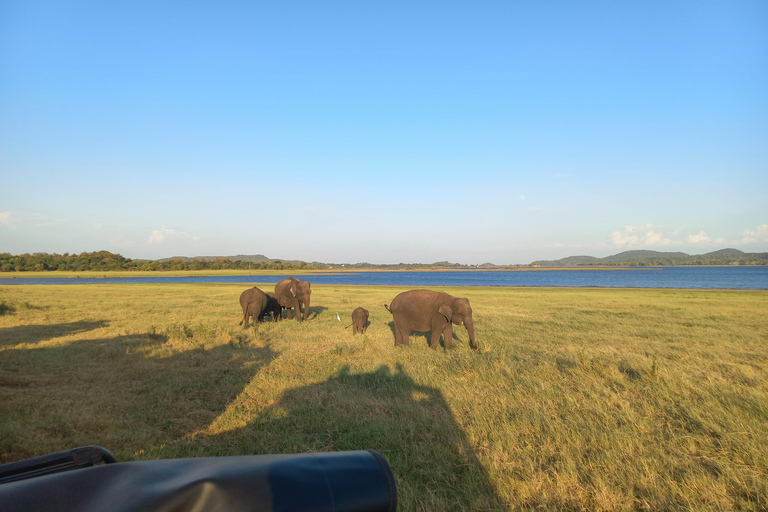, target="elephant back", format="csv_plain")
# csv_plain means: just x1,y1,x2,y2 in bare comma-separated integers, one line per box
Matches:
240,287,267,307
